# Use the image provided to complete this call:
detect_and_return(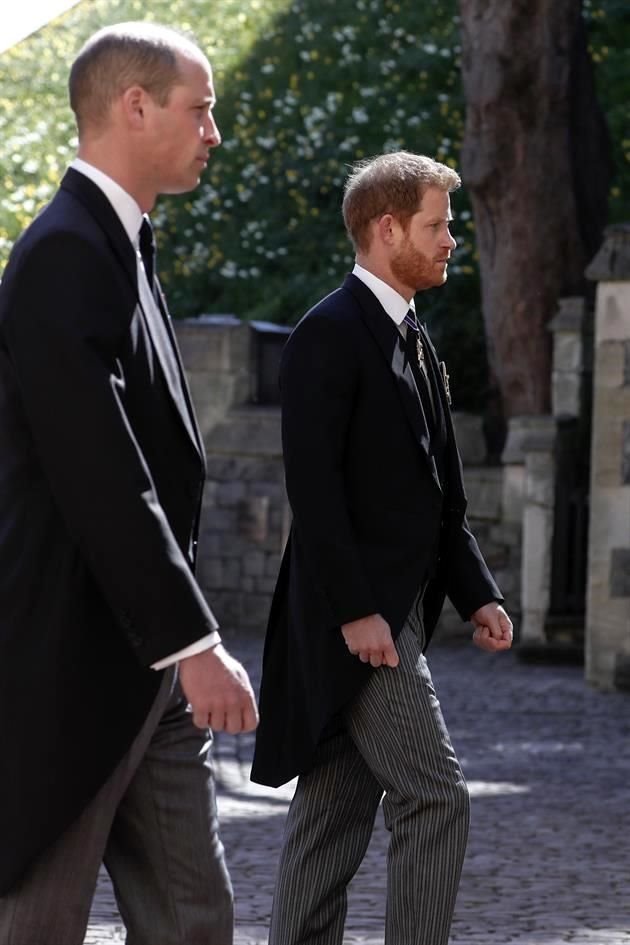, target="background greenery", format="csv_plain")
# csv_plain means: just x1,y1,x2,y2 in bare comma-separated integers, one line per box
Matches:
1,0,628,409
